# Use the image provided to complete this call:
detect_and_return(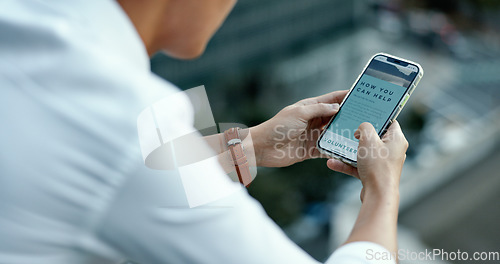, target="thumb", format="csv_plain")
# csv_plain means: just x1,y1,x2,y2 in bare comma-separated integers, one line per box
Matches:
297,103,339,120
355,122,379,147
